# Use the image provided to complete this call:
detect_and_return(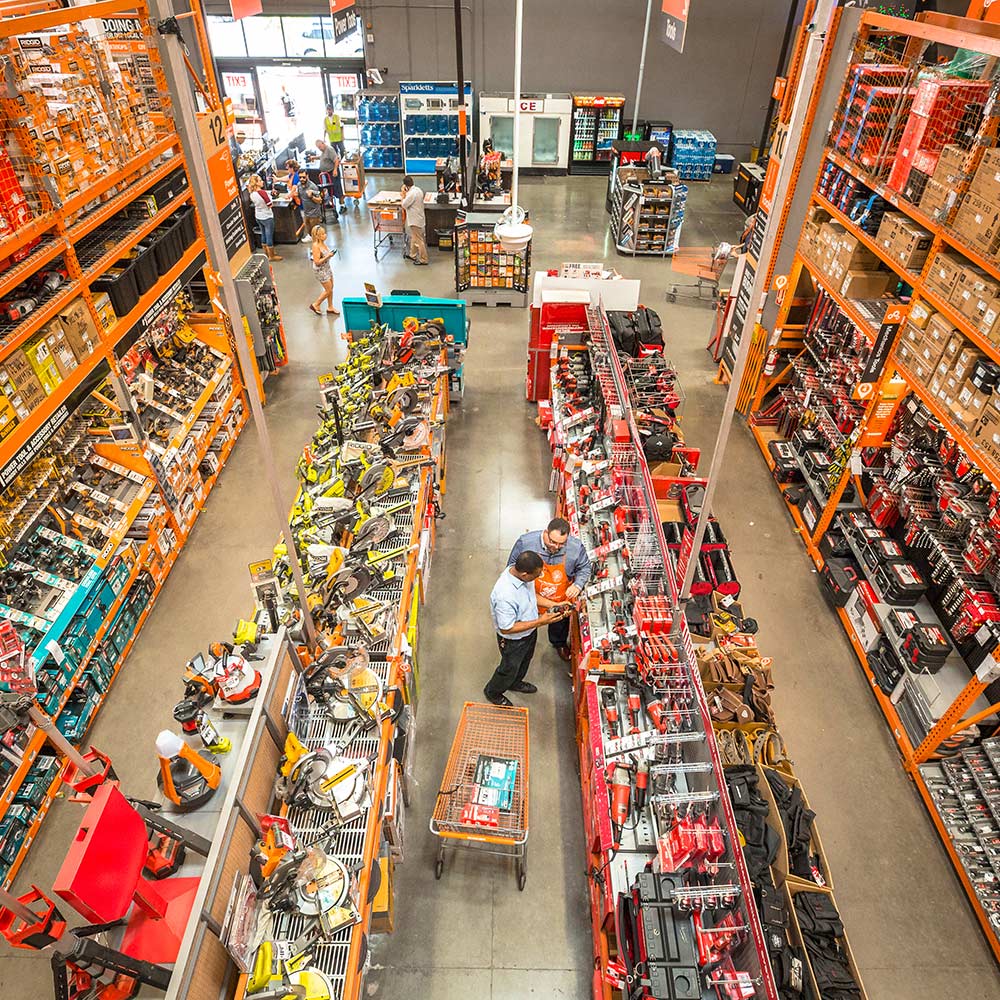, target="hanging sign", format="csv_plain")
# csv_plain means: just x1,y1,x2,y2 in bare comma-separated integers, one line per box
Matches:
198,110,252,272
854,304,906,400
330,0,356,12
507,98,545,113
333,5,359,43
661,0,690,54
230,0,262,19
